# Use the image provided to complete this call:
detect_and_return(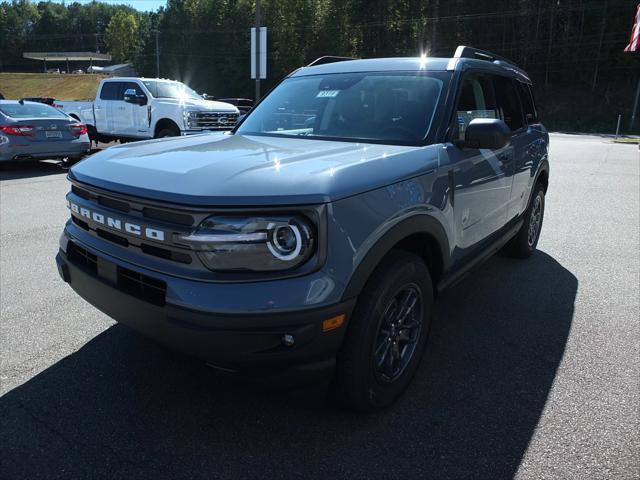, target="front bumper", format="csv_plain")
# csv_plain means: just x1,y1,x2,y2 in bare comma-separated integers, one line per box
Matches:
55,236,355,379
